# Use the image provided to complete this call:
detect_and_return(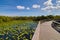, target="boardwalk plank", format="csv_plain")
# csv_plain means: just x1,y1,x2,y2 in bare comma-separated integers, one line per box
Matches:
32,21,60,40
